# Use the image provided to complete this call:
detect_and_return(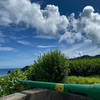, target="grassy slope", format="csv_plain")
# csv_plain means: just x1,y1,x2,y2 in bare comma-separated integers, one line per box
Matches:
63,76,100,84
